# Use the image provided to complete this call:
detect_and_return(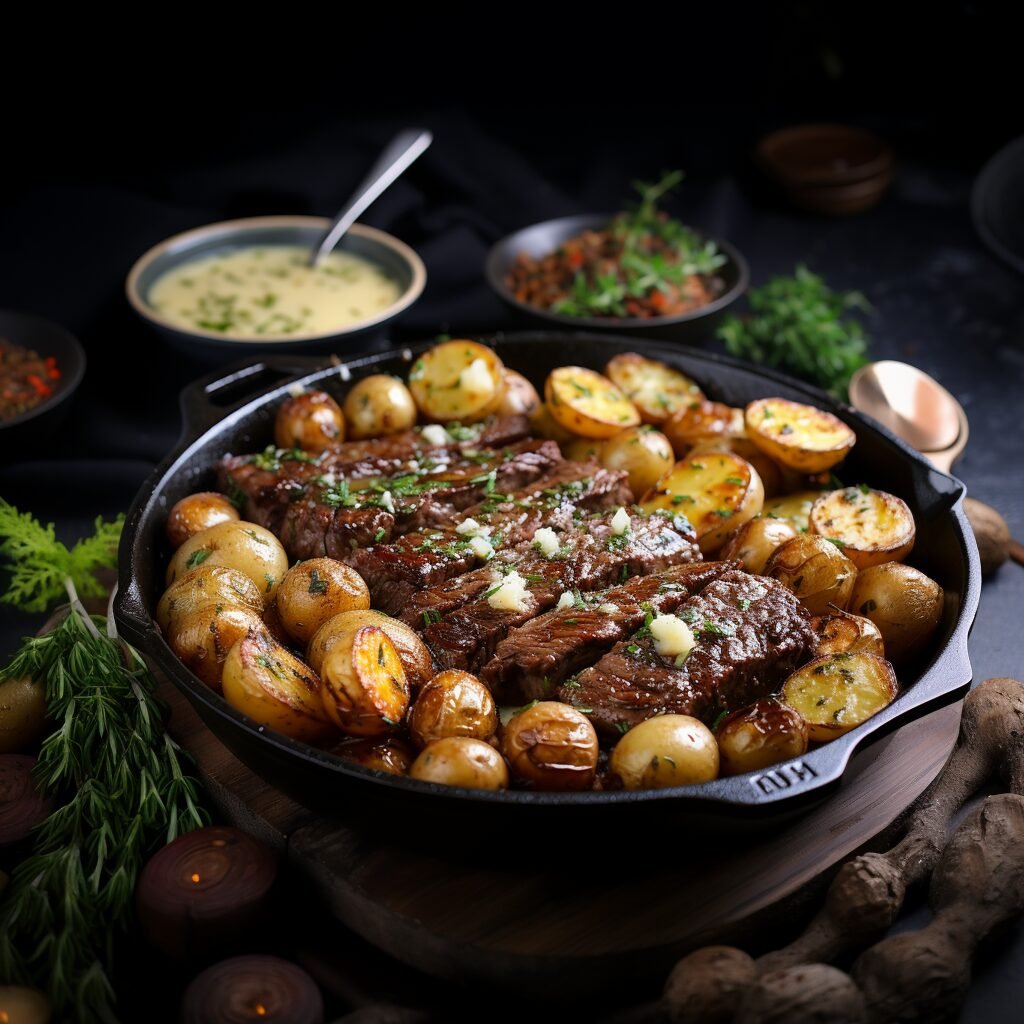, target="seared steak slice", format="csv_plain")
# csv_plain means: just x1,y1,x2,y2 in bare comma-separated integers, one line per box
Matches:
348,462,631,615
481,561,733,703
563,571,814,736
414,511,700,672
